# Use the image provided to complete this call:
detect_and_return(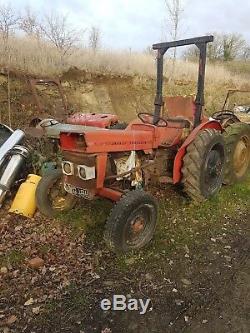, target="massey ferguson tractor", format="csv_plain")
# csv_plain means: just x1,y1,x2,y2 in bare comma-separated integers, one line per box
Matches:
36,35,250,253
